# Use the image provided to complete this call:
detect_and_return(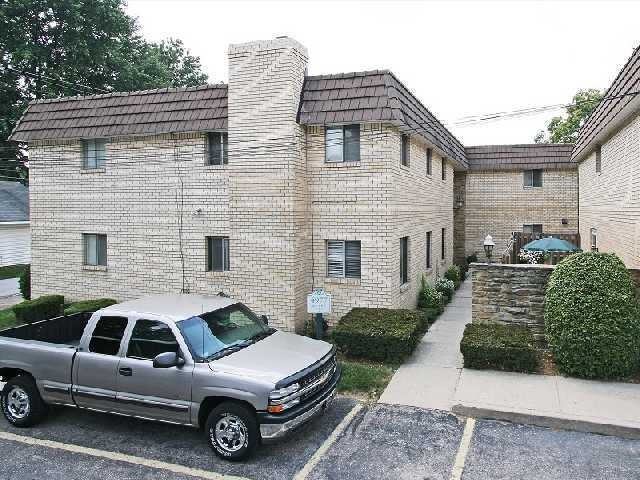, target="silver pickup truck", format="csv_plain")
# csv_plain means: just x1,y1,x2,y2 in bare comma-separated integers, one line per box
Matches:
0,294,339,460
